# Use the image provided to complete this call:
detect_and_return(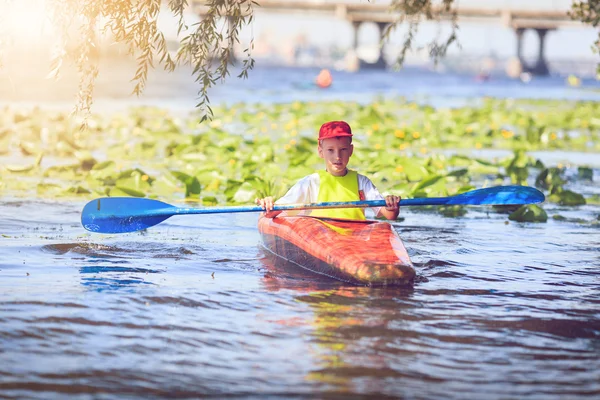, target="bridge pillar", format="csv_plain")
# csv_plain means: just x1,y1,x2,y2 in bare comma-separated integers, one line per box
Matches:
352,21,360,49
515,27,553,76
351,20,388,70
